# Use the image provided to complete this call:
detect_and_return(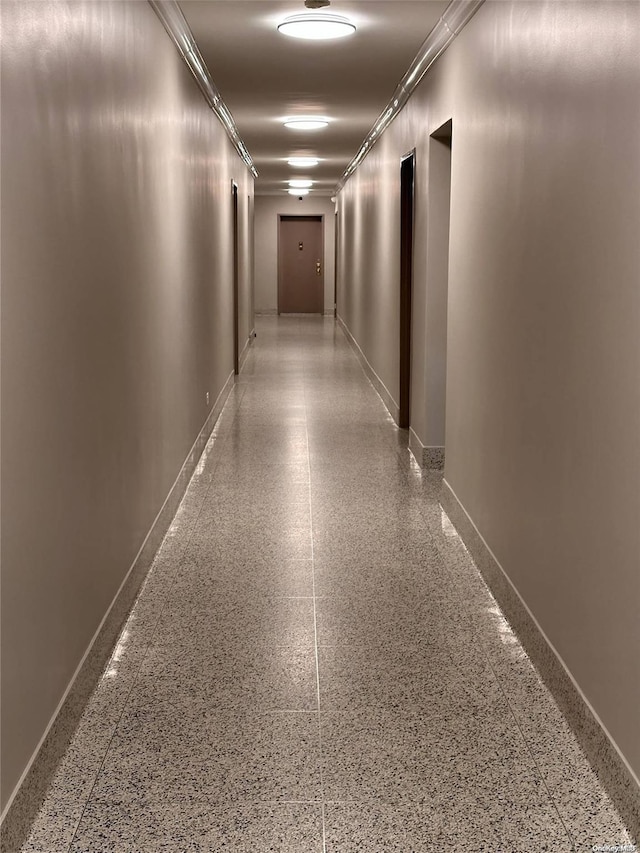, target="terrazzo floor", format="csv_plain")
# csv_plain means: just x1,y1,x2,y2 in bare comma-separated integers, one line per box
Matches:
20,317,635,852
